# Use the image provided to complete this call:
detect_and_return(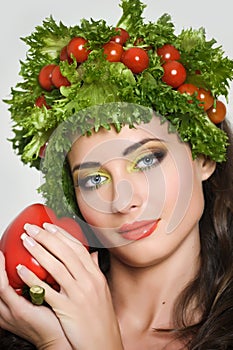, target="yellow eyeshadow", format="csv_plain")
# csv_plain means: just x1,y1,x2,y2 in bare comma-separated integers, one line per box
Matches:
73,169,111,188
127,146,165,171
